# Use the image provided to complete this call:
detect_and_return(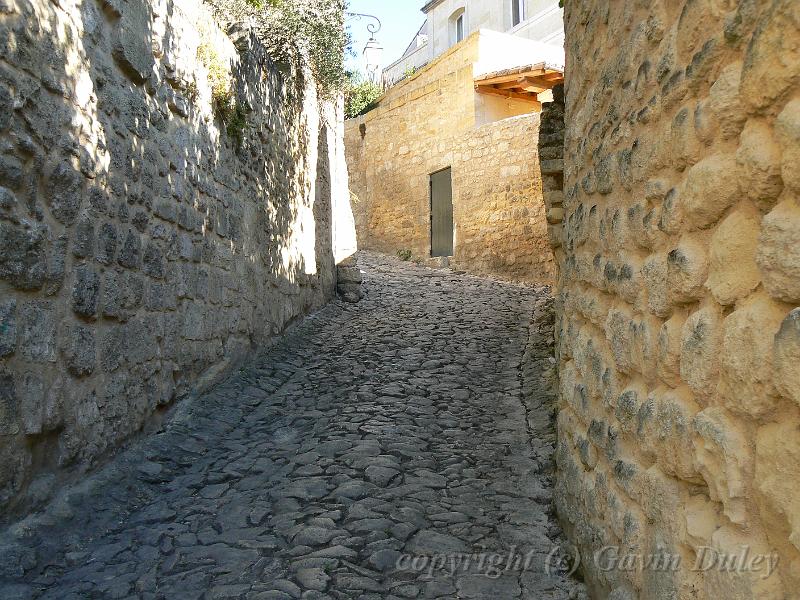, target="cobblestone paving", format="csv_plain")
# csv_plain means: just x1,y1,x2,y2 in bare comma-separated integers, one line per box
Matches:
0,252,586,600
